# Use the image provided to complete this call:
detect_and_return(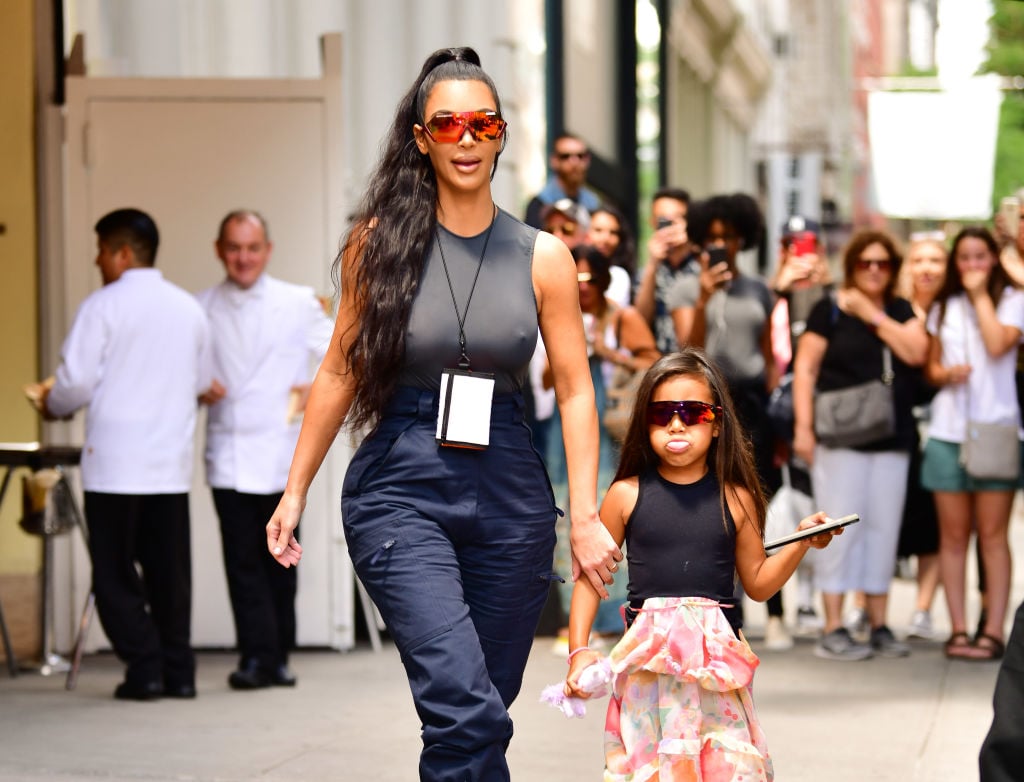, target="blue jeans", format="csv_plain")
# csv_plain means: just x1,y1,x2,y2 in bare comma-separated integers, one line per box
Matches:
342,387,558,782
